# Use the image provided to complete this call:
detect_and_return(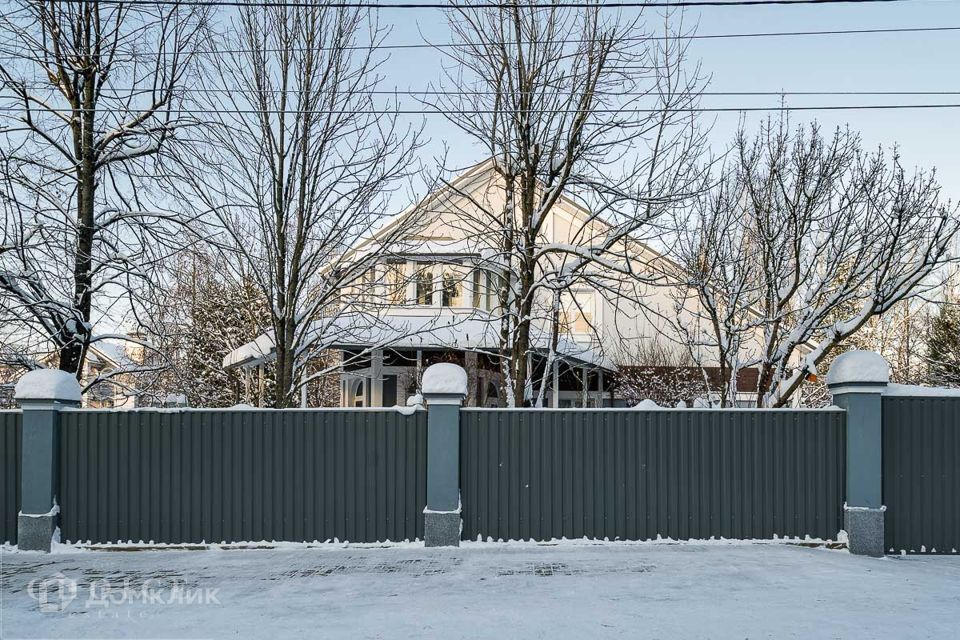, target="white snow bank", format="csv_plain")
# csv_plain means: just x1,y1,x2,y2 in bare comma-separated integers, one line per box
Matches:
825,351,889,386
14,369,82,403
632,399,661,409
406,393,424,407
884,383,960,398
392,405,420,416
421,363,467,396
